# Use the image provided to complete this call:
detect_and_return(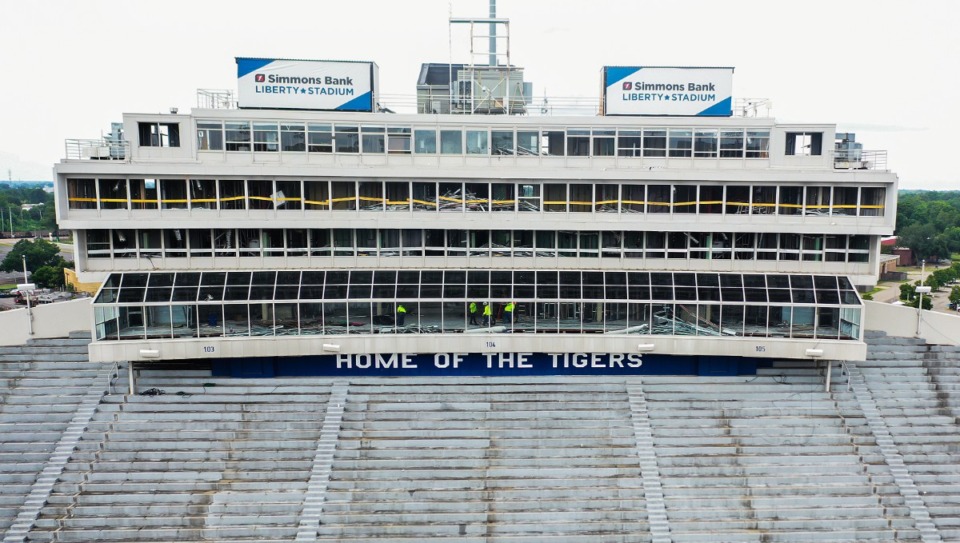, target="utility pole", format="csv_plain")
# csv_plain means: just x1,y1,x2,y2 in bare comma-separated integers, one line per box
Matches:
916,259,930,336
22,254,33,336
